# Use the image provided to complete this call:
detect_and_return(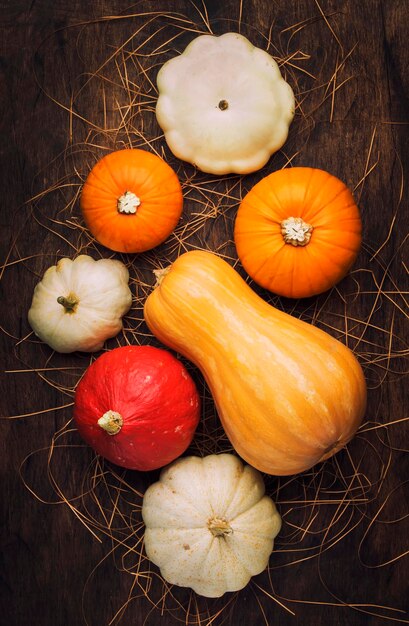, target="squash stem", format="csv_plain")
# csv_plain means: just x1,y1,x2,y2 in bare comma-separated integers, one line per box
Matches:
281,216,313,247
117,190,141,214
208,517,233,537
153,266,171,287
98,410,123,435
57,295,79,313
